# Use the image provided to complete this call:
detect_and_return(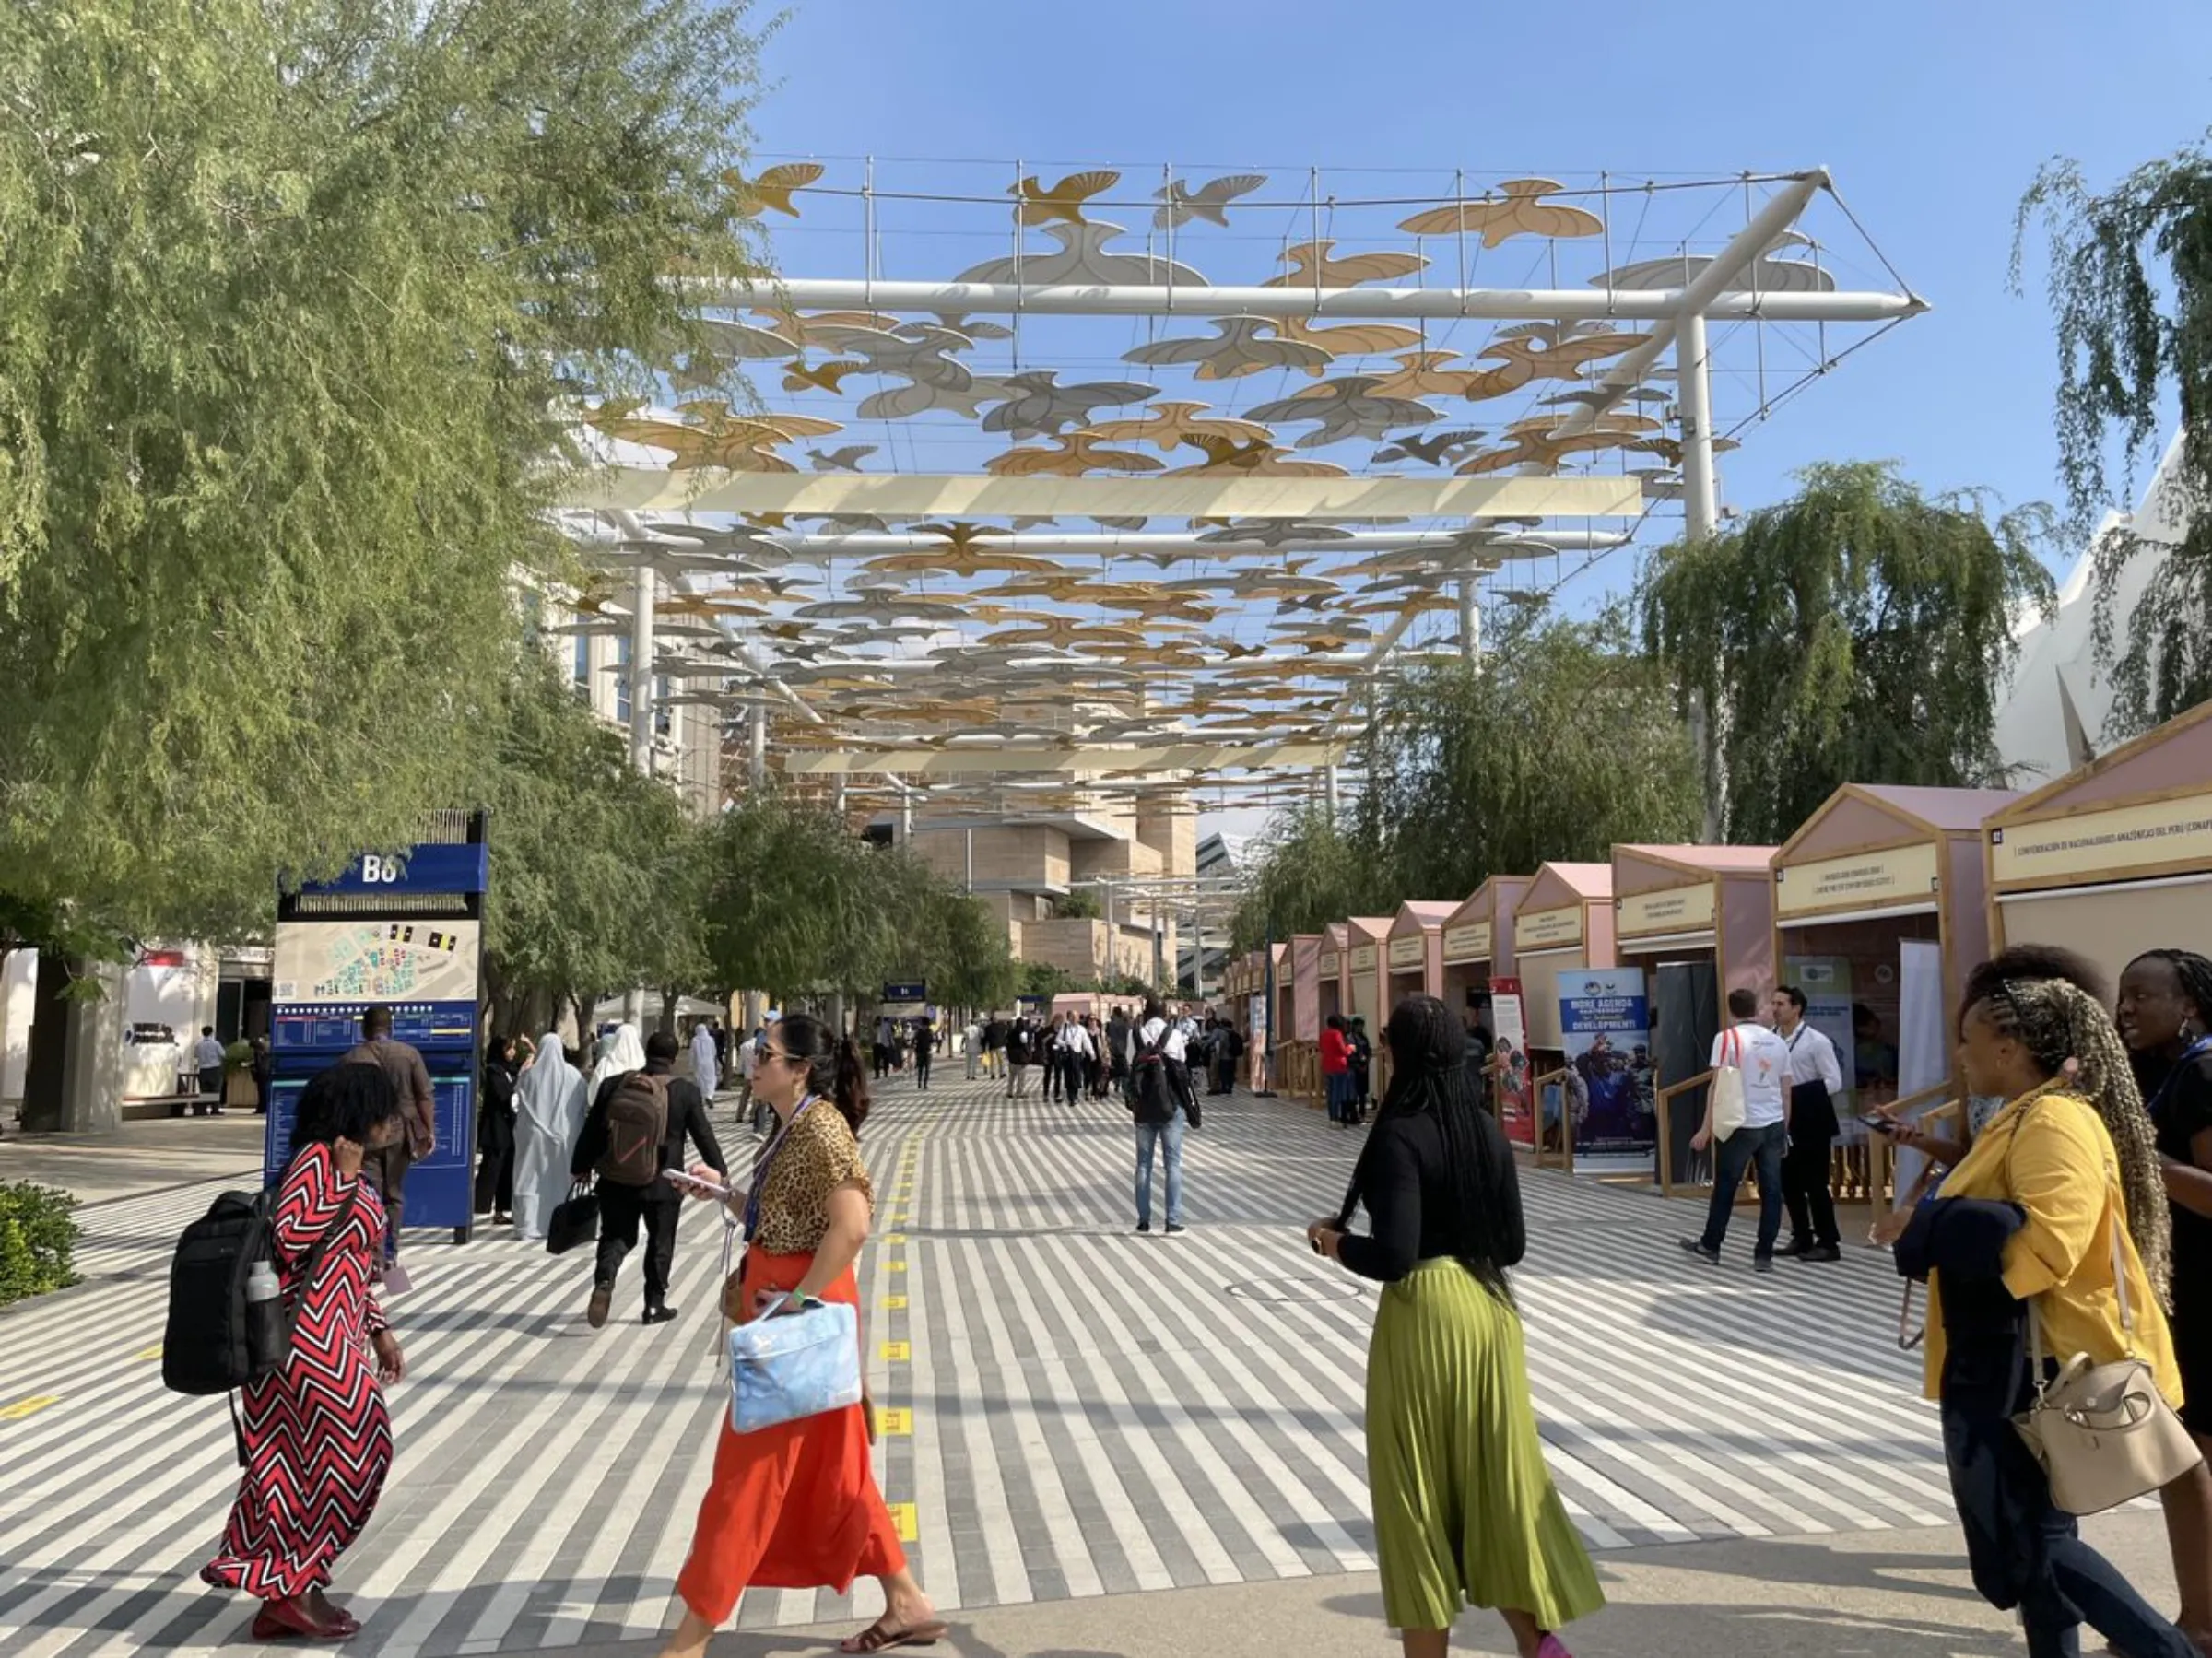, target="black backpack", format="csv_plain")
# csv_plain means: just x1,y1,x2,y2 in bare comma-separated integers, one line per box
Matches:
162,1183,355,1397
